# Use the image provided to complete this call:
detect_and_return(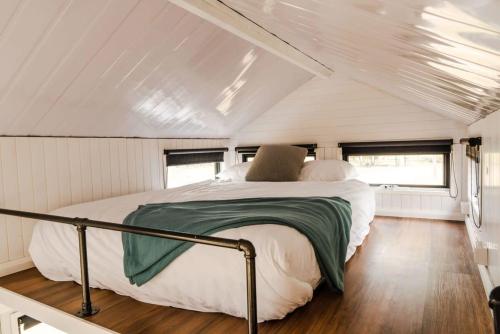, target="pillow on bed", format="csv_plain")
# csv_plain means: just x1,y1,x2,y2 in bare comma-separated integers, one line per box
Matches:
216,162,251,181
245,145,307,182
298,159,359,182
